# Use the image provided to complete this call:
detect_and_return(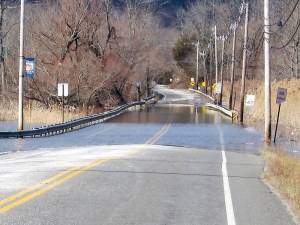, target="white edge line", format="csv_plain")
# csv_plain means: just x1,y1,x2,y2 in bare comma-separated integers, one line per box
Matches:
219,126,237,225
